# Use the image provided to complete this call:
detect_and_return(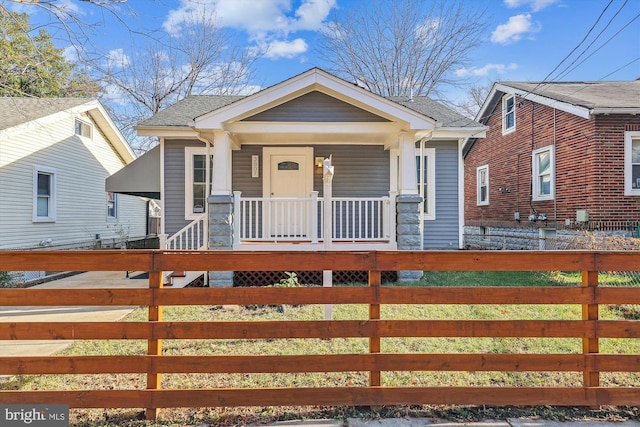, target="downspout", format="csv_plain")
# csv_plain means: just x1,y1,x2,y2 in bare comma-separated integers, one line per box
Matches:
159,137,166,248
553,108,557,228
196,132,213,251
419,137,426,248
